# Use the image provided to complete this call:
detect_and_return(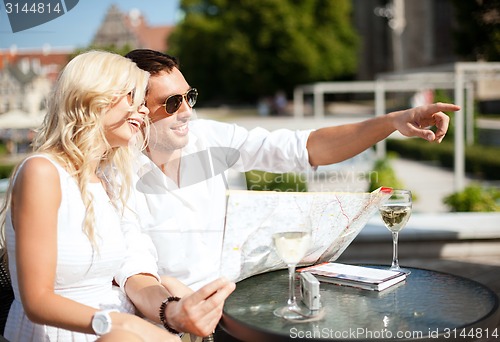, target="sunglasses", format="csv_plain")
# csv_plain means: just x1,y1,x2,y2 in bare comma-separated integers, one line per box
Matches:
162,88,198,115
126,91,146,108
